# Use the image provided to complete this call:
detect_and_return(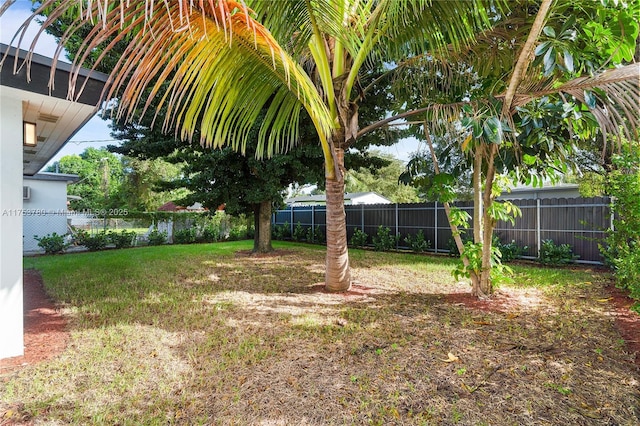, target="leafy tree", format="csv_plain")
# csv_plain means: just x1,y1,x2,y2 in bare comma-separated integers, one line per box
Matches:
14,0,504,292
46,148,124,211
394,0,639,296
345,152,420,203
119,157,187,211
